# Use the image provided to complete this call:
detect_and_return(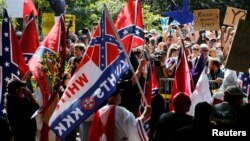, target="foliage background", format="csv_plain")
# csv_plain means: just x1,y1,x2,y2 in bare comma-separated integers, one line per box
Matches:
0,0,250,34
